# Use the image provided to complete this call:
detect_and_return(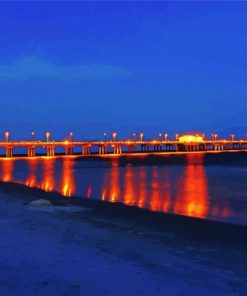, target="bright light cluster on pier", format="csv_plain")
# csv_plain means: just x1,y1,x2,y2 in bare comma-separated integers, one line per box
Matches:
178,134,204,143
